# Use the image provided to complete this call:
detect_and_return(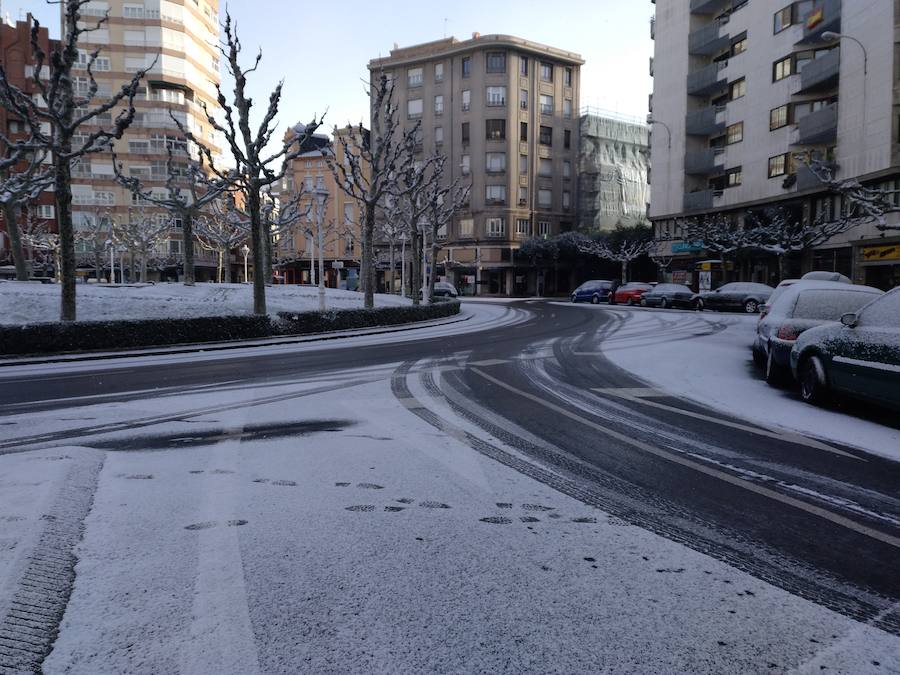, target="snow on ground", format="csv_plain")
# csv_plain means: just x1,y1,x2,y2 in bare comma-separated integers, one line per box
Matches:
595,305,900,462
0,374,896,672
0,281,410,325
